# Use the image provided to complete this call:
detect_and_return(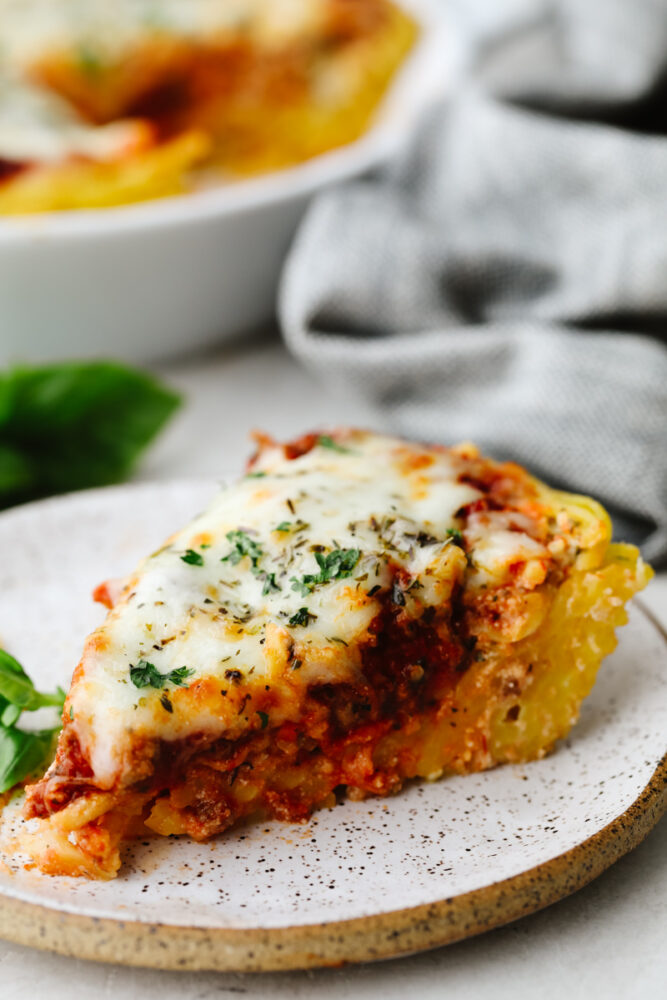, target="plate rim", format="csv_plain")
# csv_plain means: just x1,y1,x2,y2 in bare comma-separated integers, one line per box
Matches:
0,486,664,972
0,722,664,972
